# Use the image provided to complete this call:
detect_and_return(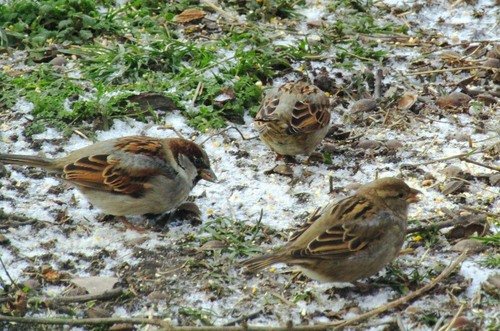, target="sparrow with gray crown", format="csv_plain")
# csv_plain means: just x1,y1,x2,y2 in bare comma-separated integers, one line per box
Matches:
0,136,216,218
